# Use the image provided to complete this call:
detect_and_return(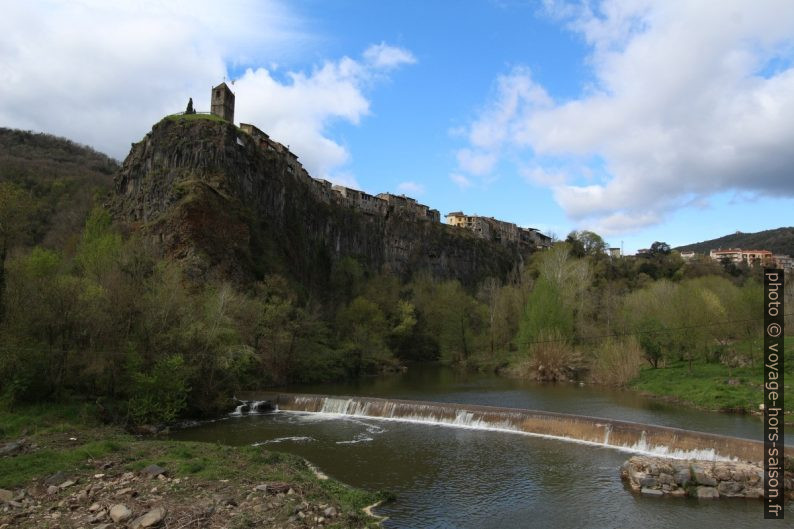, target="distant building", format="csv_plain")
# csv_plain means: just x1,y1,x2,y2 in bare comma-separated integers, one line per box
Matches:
679,250,696,260
709,248,773,267
377,193,439,222
211,82,235,123
608,247,621,258
445,212,551,248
